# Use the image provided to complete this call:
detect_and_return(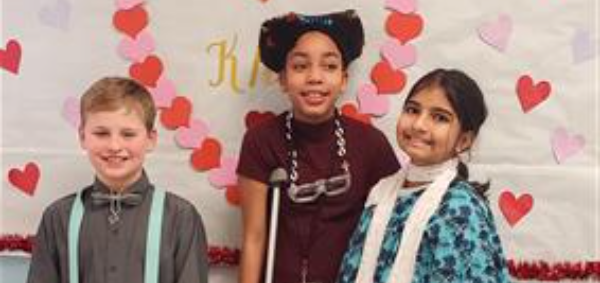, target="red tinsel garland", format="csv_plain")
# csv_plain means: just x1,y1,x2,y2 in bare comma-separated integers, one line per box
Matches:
2,234,599,280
